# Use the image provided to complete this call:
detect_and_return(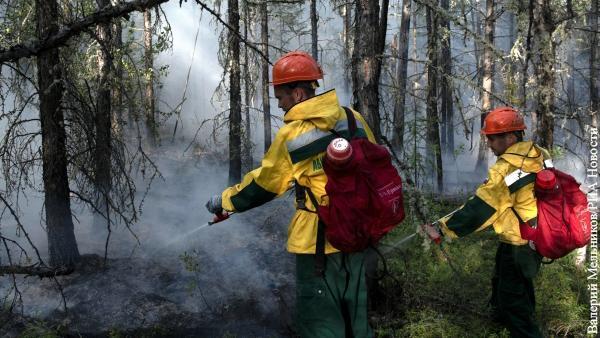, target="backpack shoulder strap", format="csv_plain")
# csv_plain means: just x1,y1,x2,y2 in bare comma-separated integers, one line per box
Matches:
341,106,358,139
